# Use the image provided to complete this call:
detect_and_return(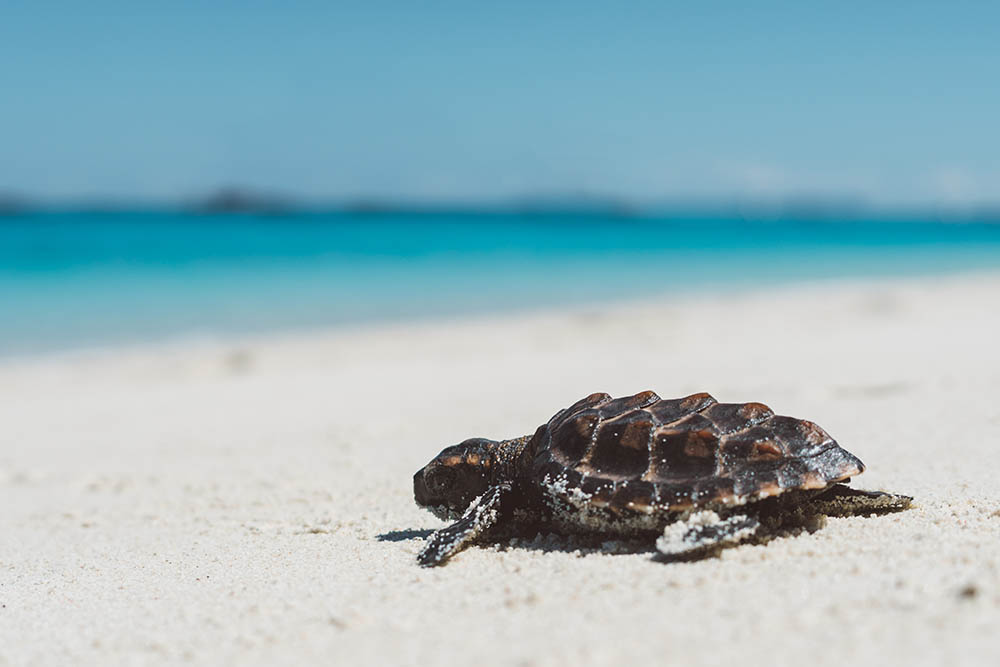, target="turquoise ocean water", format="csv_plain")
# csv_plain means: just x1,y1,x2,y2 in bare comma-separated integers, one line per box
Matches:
2,212,1000,357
